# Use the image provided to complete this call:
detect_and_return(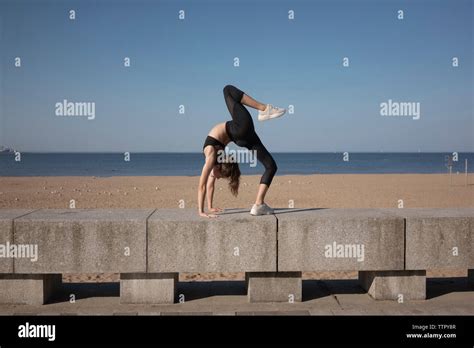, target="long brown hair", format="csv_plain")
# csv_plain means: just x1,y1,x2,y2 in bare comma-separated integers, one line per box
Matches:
219,162,241,196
